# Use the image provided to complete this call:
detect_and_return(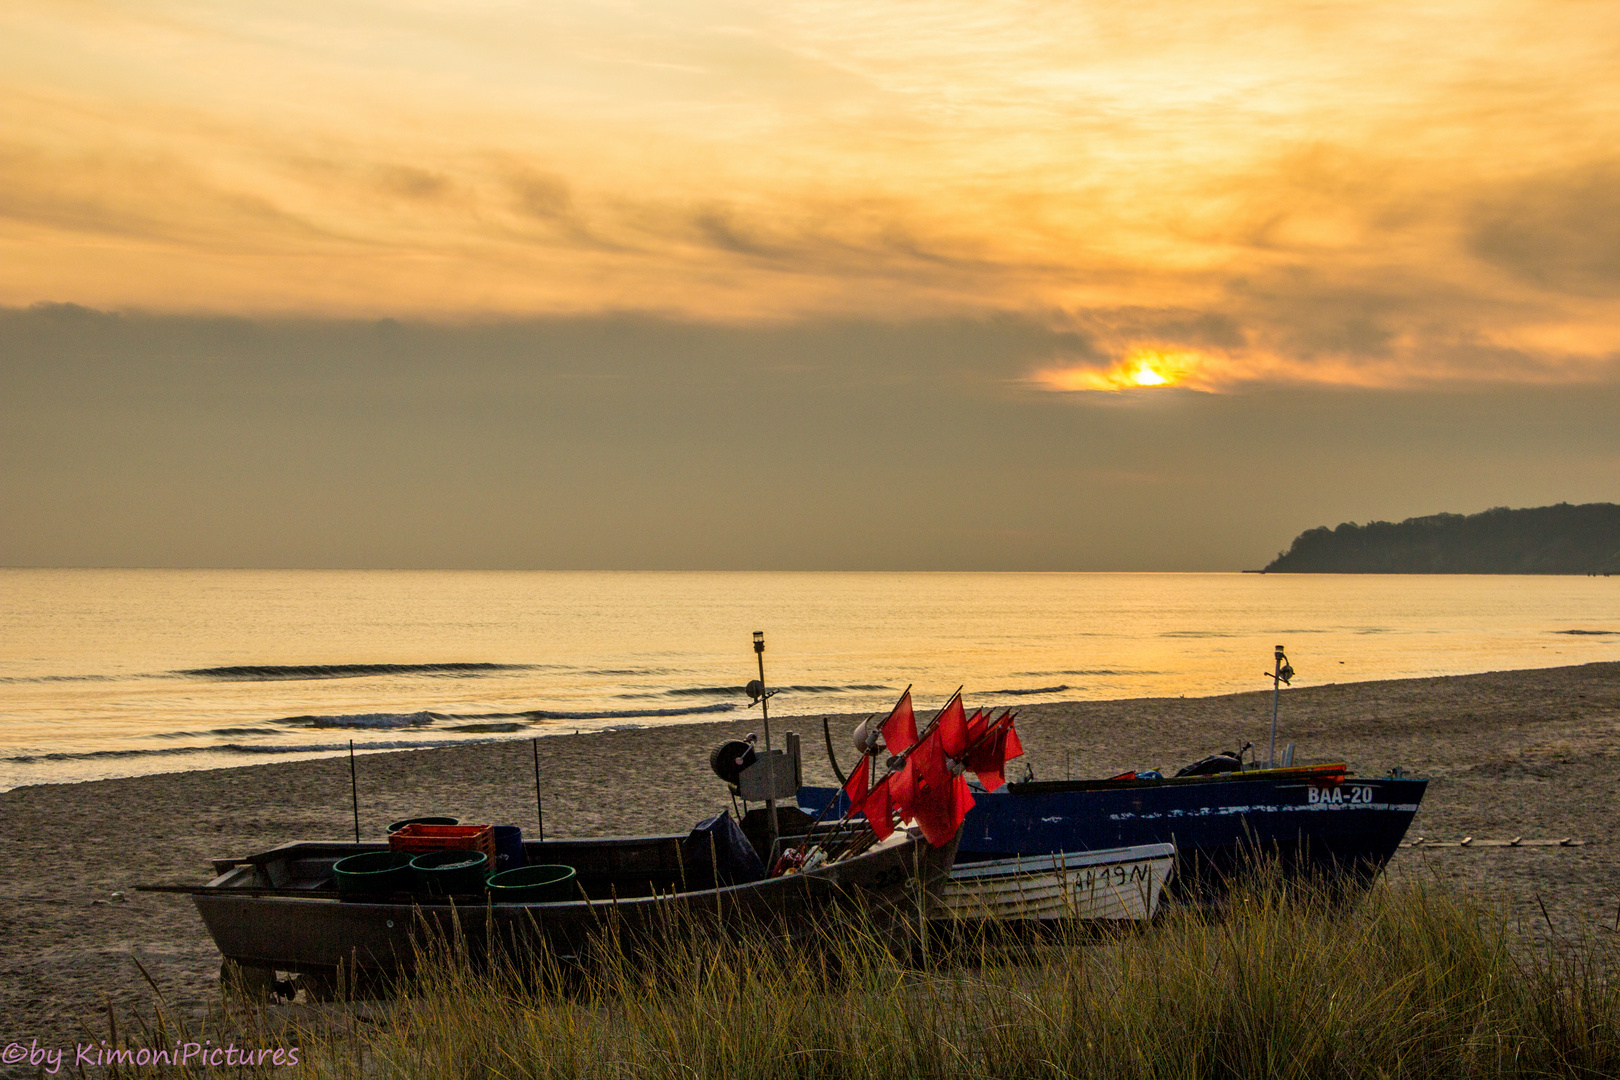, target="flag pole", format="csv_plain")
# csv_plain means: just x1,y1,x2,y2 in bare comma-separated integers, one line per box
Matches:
532,737,544,841
349,740,360,843
754,631,778,864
